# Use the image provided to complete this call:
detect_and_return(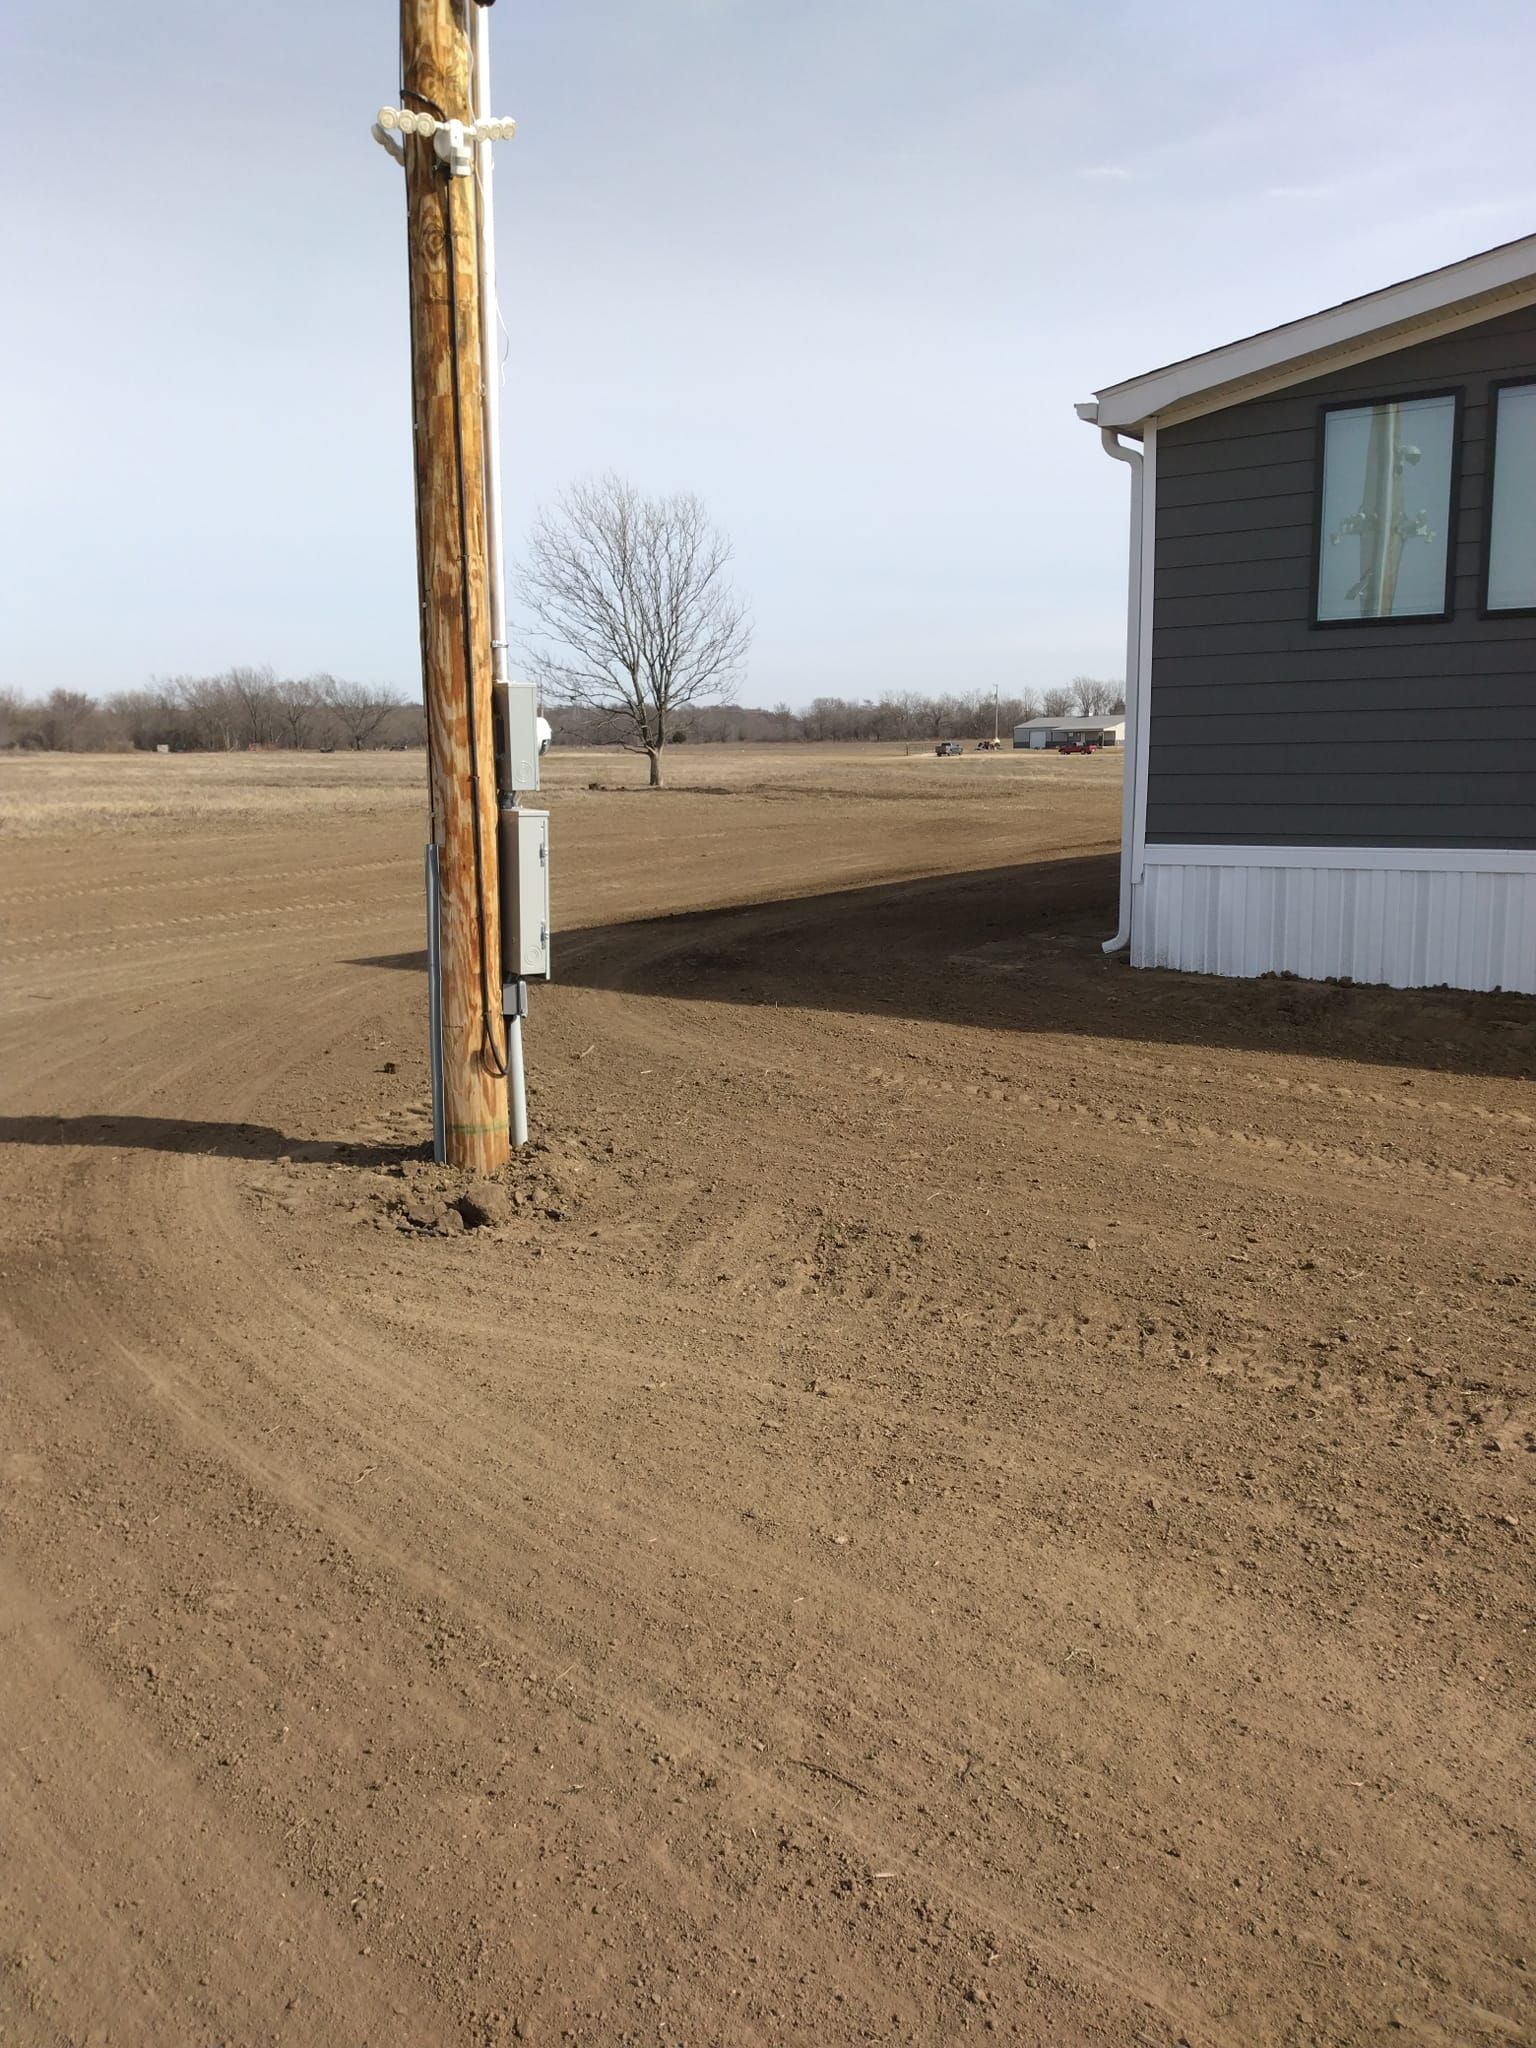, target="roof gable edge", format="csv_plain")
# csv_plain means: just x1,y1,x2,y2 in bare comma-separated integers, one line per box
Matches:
1093,234,1536,434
